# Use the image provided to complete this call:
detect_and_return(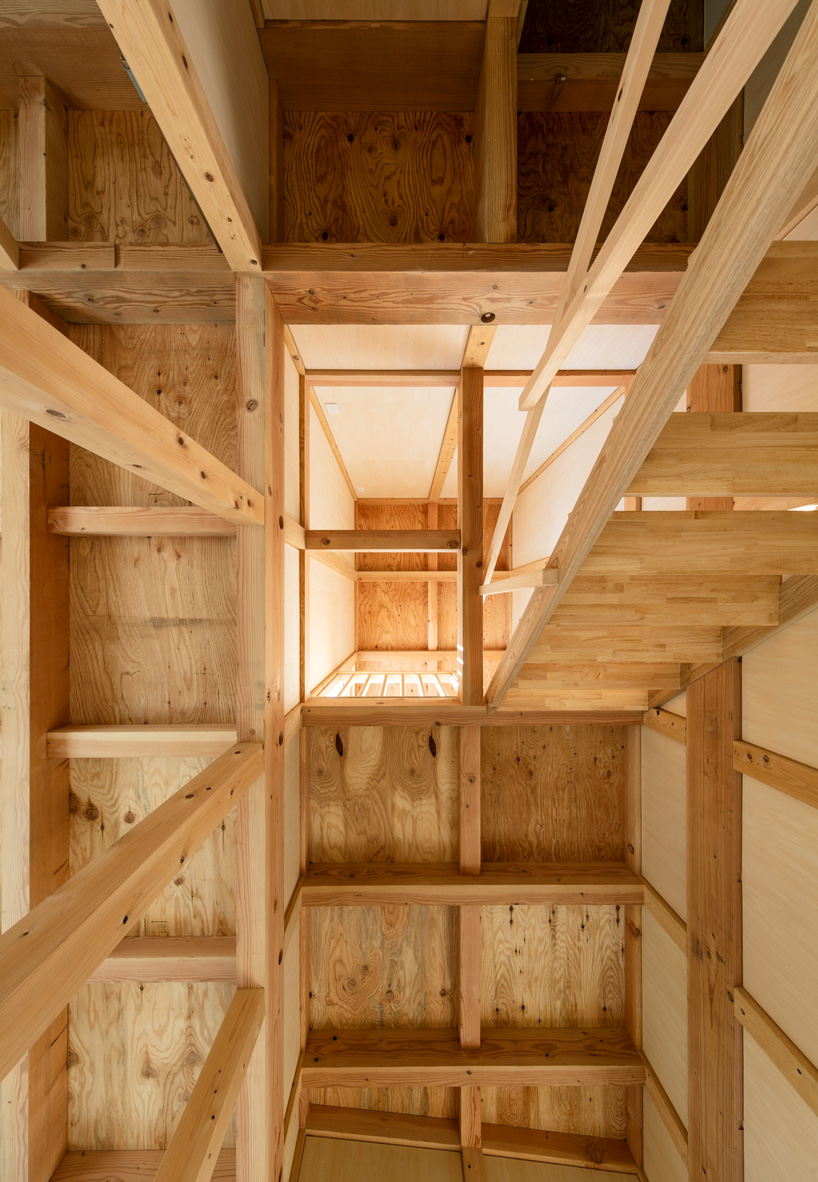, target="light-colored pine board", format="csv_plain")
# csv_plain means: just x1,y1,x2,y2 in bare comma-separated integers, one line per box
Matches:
481,1086,627,1143
640,728,686,921
642,1092,686,1182
53,1151,236,1179
743,1019,818,1182
641,910,688,1129
88,937,237,984
742,605,818,769
734,739,818,811
297,1137,464,1182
